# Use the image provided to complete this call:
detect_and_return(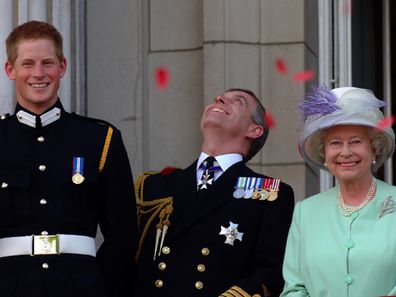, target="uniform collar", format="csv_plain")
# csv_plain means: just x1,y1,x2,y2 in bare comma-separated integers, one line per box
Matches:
15,99,64,128
196,152,243,172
